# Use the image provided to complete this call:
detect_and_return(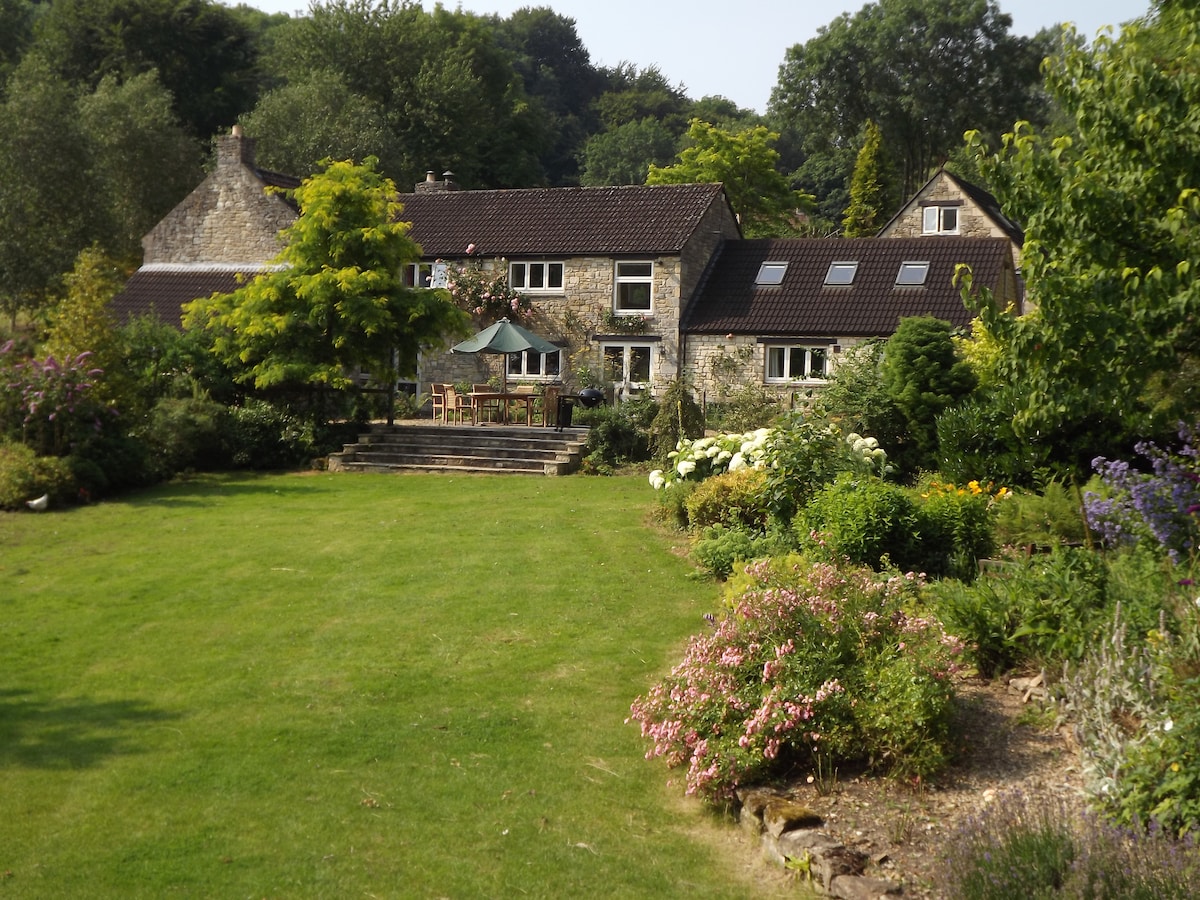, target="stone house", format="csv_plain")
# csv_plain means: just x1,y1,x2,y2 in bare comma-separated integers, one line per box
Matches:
399,177,741,397
680,236,1020,403
877,166,1025,281
111,127,299,325
112,131,1021,404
